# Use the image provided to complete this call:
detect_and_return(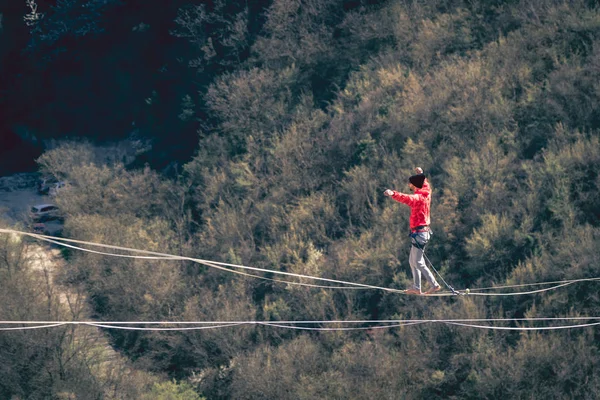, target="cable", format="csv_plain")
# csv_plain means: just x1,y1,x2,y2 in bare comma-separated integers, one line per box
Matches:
30,231,578,297
201,260,365,290
459,281,577,296
1,318,600,331
30,233,363,291
87,322,422,332
37,233,393,291
1,229,405,294
405,233,599,297
431,278,600,297
421,251,459,295
0,323,67,331
2,317,600,325
85,322,246,331
468,277,600,291
0,231,597,333
257,321,427,331
445,321,600,331
424,281,580,297
1,228,599,297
